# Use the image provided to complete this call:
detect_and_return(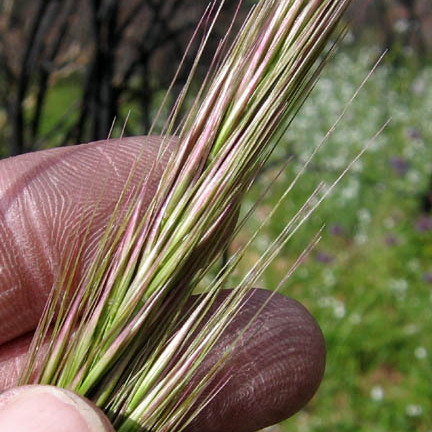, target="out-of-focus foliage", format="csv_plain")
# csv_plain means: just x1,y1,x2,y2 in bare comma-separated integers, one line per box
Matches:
1,0,431,156
1,1,432,431
237,45,432,431
0,0,239,155
348,0,431,63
